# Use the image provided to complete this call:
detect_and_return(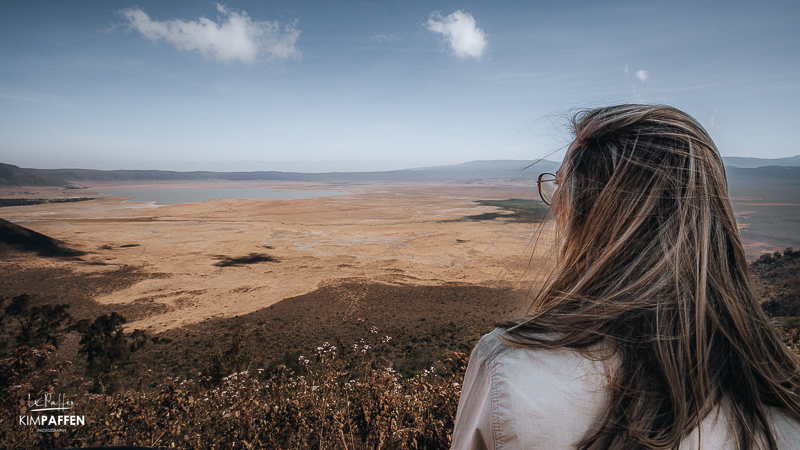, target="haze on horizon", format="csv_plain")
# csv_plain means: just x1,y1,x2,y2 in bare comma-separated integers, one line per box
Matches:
1,0,799,173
